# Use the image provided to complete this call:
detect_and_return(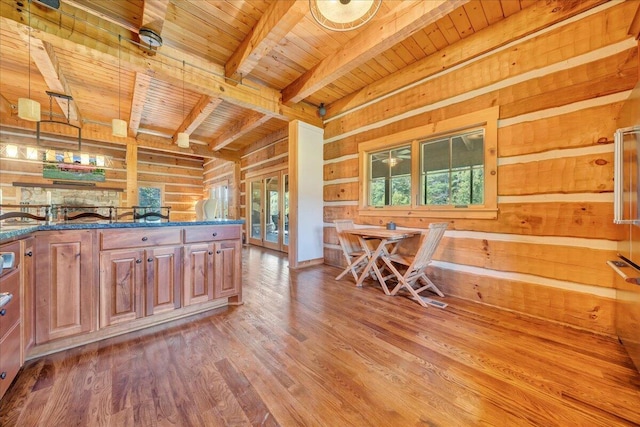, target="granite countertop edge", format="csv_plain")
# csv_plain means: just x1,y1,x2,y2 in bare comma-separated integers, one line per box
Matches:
0,220,245,241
